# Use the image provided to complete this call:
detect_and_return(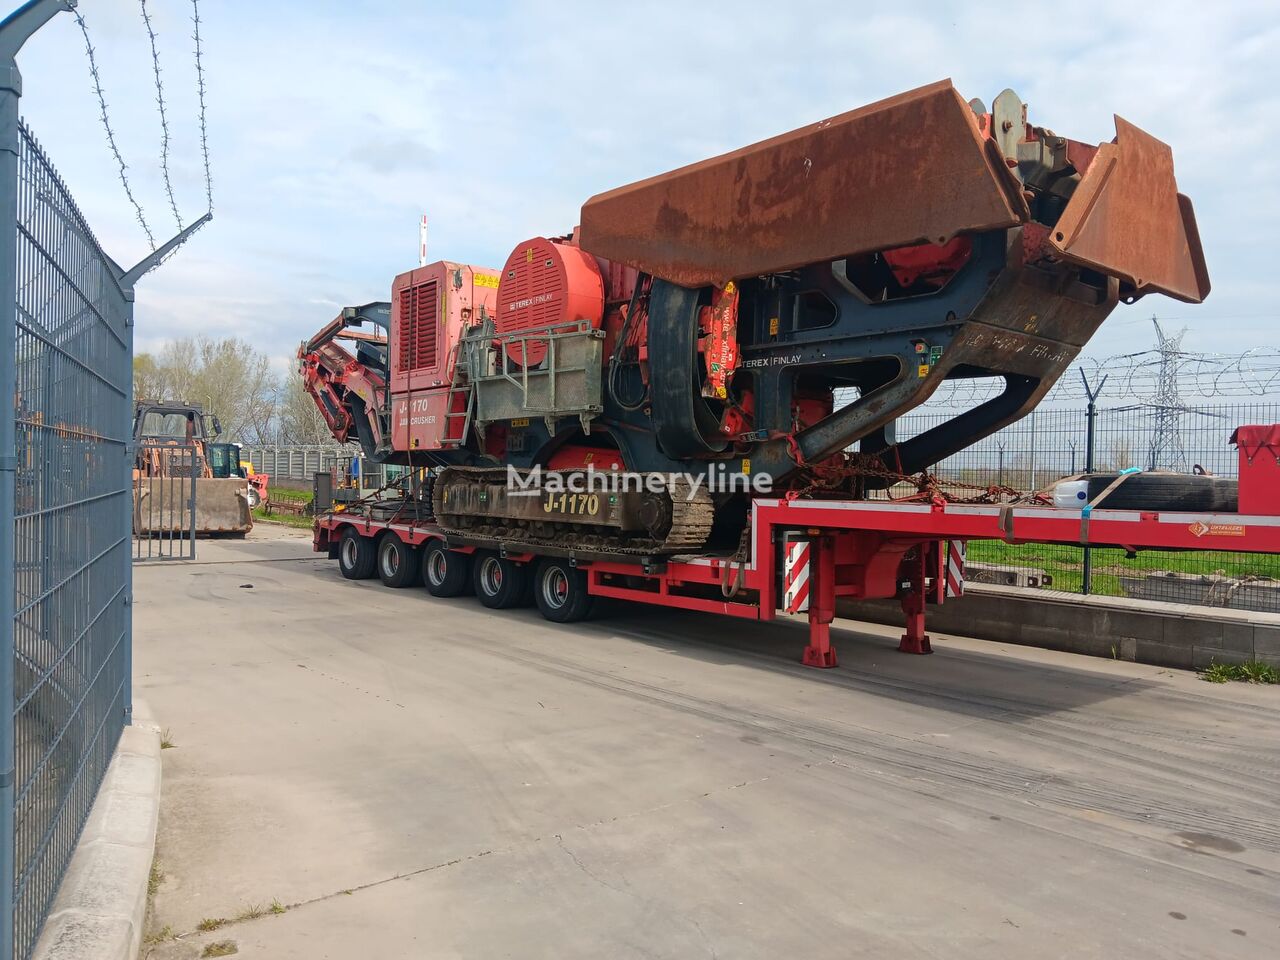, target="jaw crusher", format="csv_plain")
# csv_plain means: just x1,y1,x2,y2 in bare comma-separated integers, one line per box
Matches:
300,79,1209,555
